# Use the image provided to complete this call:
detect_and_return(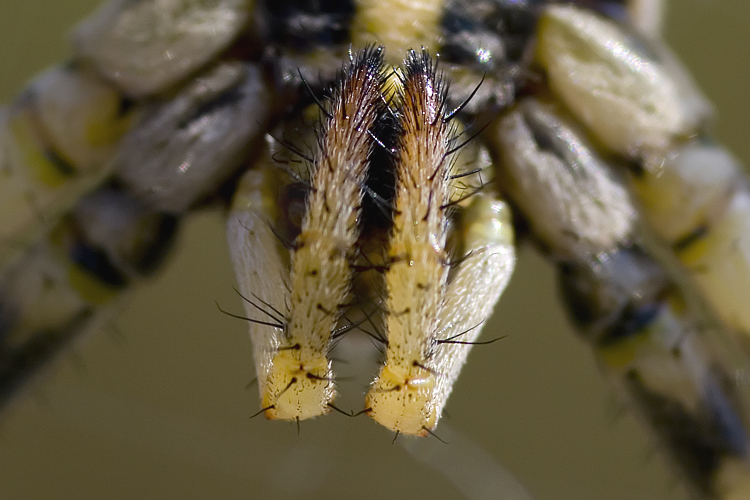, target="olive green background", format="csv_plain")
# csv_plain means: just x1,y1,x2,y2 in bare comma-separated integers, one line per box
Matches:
0,1,748,499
